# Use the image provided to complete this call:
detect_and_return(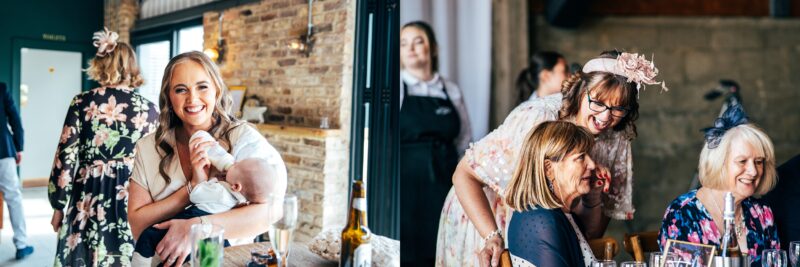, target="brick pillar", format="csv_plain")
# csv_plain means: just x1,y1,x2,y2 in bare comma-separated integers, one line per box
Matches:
104,0,138,43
